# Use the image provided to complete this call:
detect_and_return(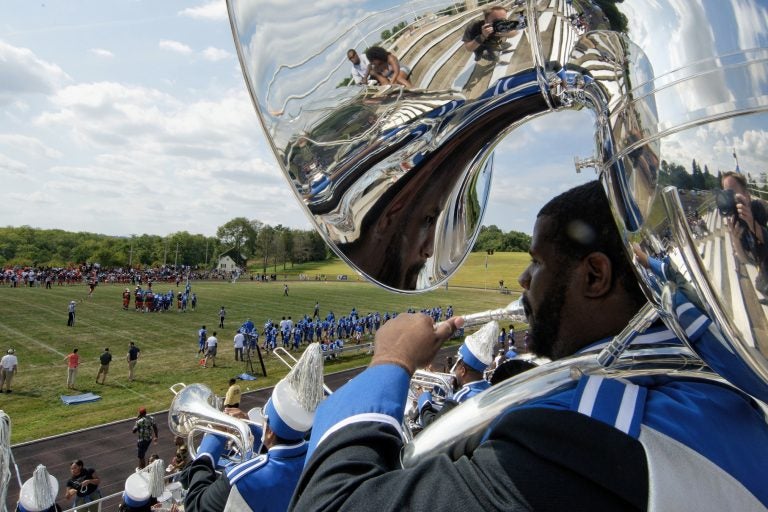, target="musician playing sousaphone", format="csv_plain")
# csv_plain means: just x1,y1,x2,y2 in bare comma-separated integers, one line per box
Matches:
417,321,497,428
185,343,325,512
290,182,768,510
